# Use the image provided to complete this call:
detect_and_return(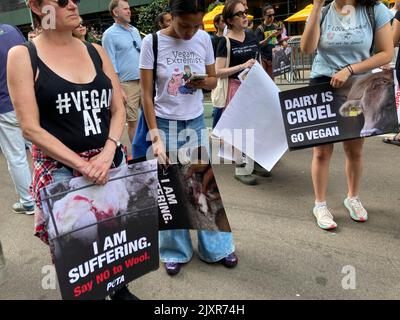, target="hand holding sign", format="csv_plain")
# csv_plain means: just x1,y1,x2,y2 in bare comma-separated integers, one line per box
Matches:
331,68,352,88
